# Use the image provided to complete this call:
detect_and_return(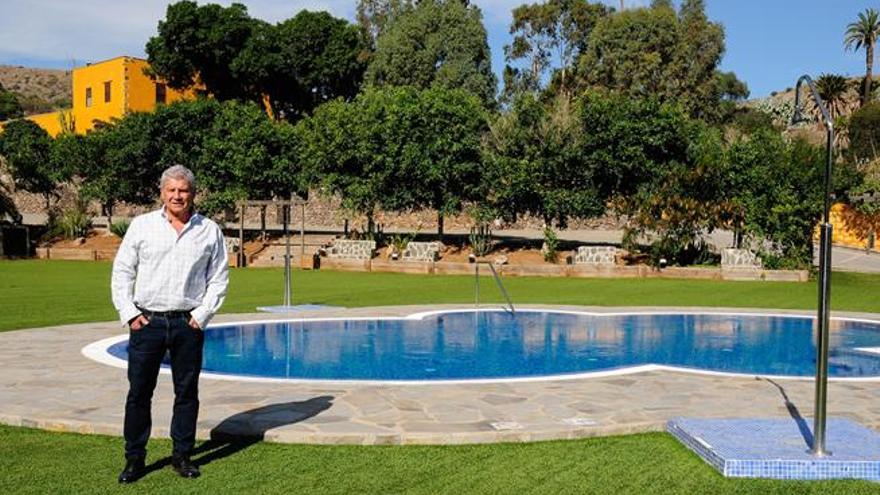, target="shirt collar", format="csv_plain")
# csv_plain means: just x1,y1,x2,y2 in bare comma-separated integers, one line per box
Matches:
159,206,201,227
